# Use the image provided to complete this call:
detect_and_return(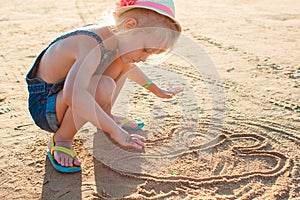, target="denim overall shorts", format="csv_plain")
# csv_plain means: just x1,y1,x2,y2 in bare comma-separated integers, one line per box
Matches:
26,29,116,132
